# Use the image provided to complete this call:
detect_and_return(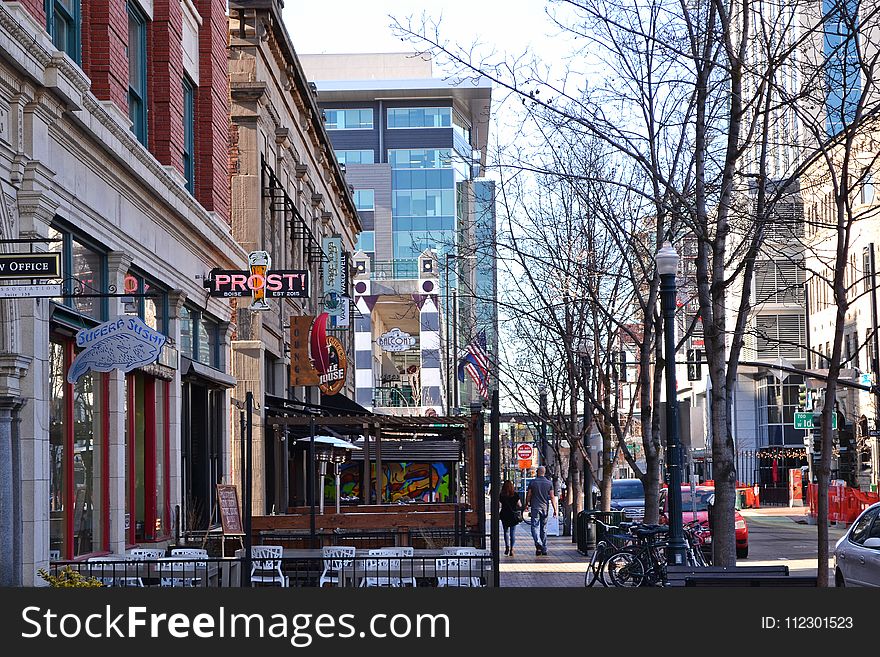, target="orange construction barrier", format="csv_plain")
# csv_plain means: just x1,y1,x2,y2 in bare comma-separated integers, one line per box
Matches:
807,483,880,523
